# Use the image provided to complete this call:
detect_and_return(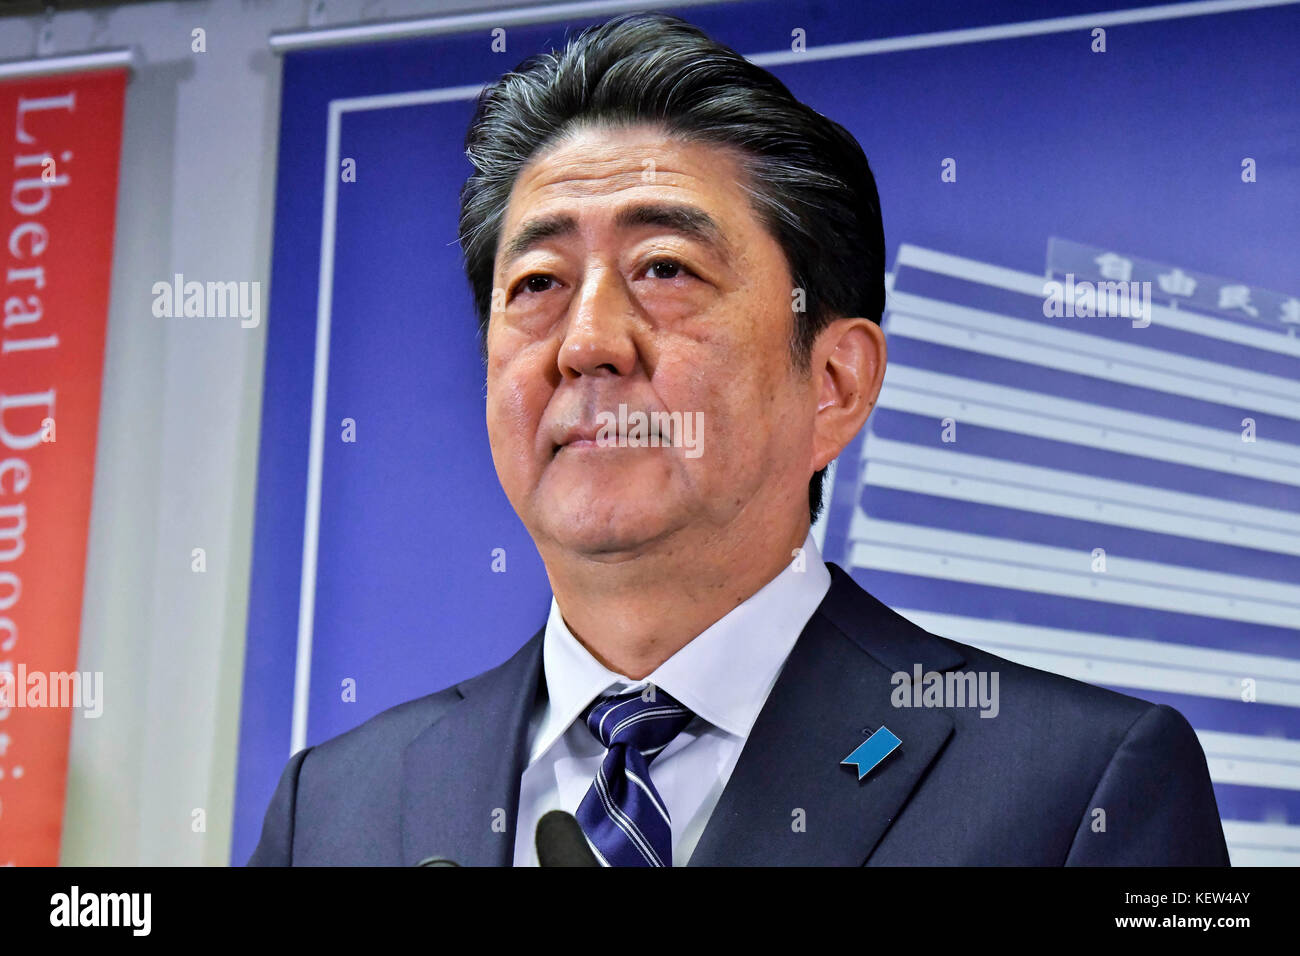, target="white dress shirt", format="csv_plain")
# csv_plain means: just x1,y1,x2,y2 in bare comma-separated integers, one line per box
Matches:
512,532,832,866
